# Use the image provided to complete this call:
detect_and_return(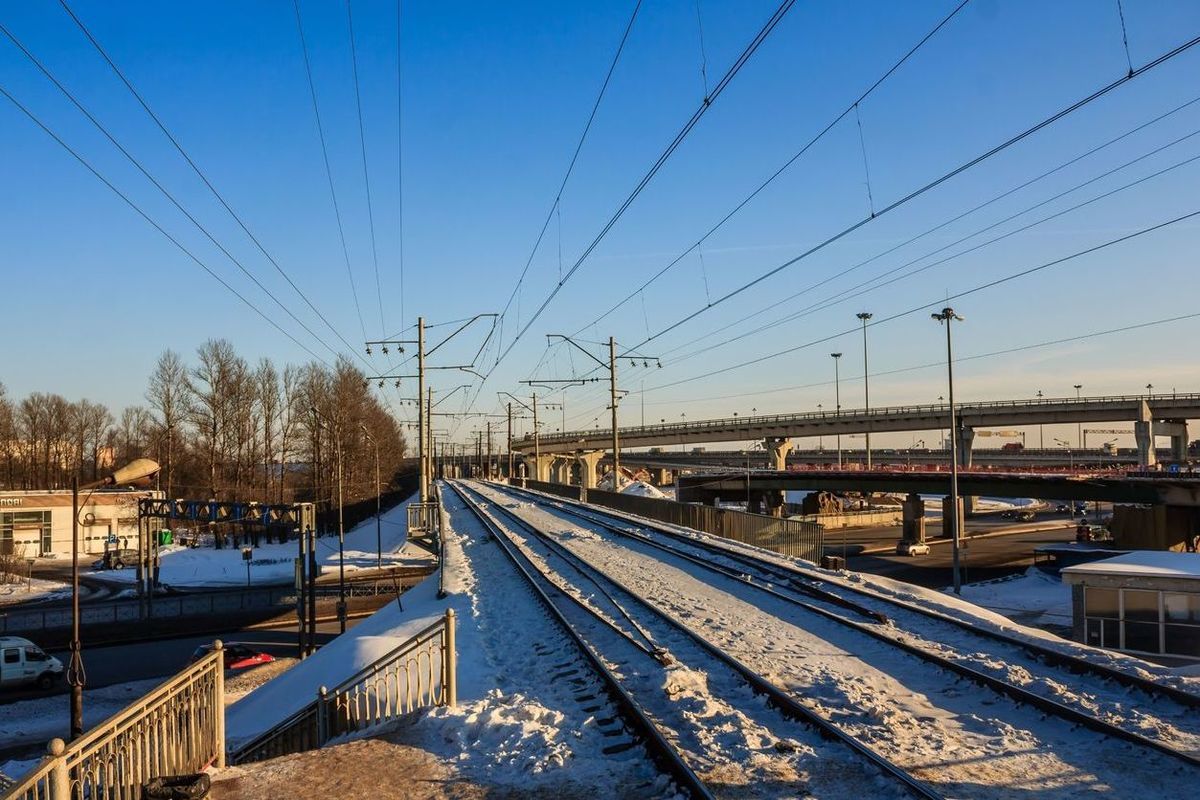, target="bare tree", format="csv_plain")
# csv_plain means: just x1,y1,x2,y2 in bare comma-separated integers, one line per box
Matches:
188,339,240,500
146,350,188,498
